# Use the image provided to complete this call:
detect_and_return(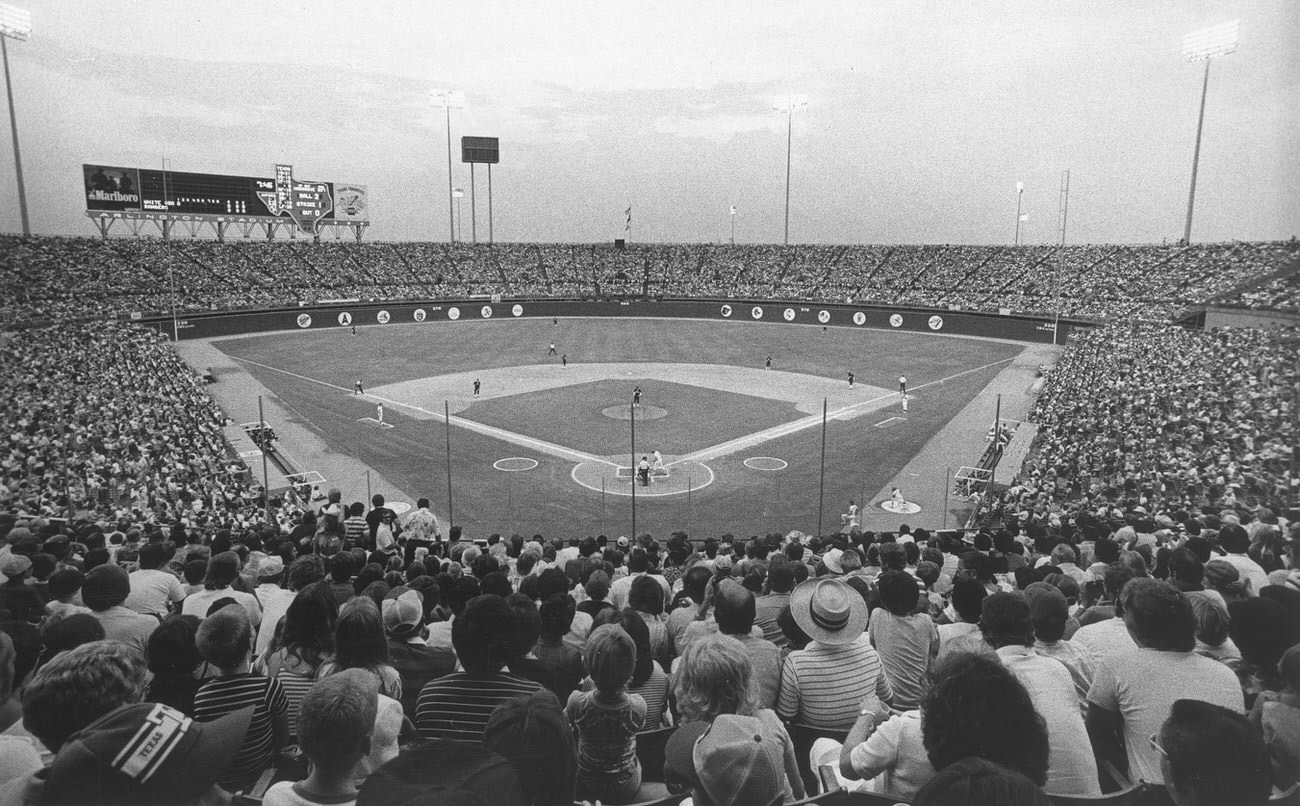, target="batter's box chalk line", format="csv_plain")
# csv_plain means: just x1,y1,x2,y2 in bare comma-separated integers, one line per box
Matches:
357,417,394,429
614,466,670,479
